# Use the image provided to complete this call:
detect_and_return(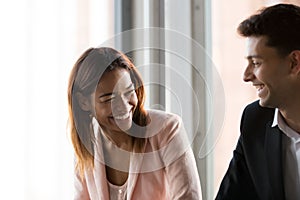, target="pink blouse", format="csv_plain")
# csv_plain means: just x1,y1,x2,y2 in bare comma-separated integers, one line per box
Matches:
74,109,202,200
